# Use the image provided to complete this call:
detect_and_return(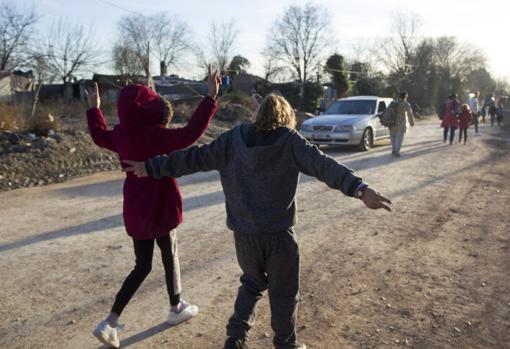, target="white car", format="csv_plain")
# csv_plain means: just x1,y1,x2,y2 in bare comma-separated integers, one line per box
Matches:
300,96,393,151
